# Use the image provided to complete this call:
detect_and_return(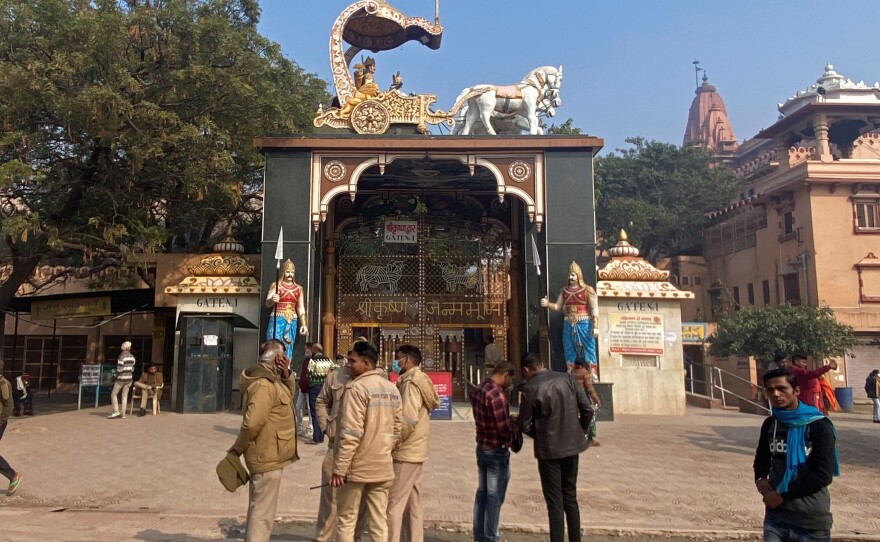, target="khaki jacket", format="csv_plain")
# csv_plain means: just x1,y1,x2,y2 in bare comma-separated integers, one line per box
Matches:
0,376,12,426
333,369,401,483
393,367,440,463
316,366,351,442
231,363,298,474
